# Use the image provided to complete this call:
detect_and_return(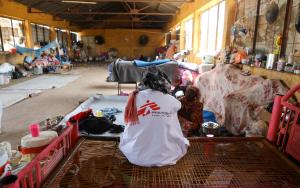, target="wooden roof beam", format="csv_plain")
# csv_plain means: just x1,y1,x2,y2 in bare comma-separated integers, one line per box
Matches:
56,12,176,15
72,19,168,22
51,0,193,4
